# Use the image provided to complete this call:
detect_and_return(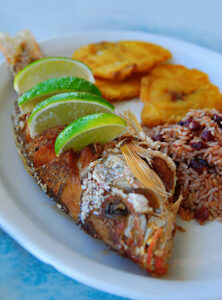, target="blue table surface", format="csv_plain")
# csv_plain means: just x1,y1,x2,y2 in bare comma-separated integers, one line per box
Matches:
0,1,222,299
0,230,126,300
